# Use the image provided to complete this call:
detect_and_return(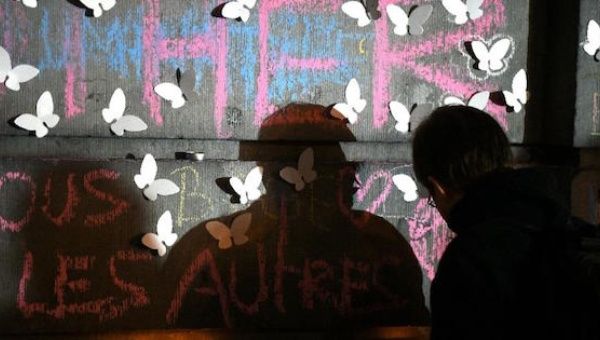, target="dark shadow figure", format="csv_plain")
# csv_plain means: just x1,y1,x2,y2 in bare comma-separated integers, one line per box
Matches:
164,104,430,330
